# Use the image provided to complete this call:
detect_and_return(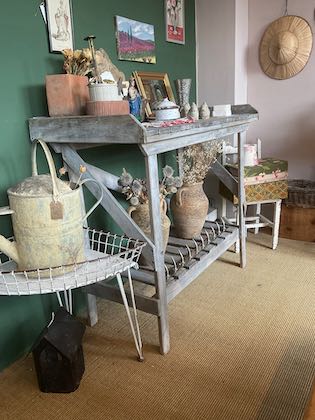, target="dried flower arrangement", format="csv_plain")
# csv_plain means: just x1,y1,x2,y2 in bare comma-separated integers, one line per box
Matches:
119,166,182,207
62,49,93,76
181,140,222,185
58,165,87,189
